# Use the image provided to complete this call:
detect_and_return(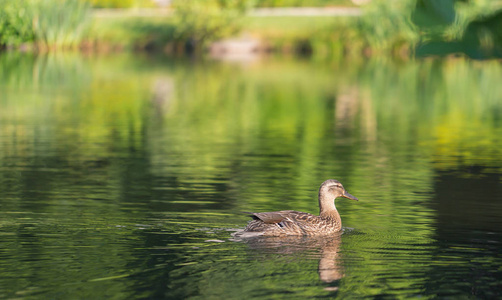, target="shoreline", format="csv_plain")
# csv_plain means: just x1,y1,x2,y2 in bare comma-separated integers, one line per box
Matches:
92,7,362,18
